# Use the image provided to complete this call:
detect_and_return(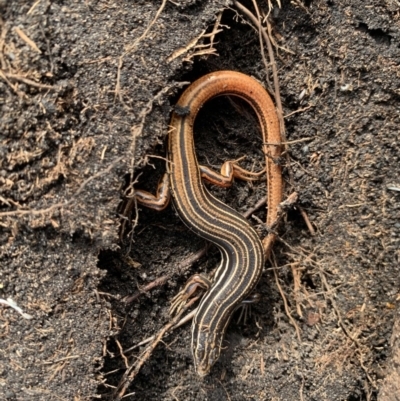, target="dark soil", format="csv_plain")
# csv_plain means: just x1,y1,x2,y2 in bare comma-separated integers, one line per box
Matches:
1,1,399,400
